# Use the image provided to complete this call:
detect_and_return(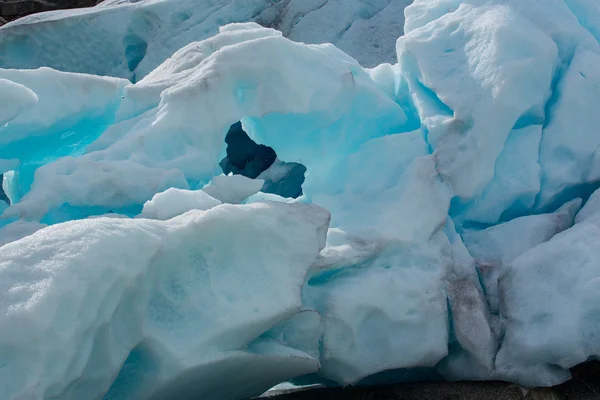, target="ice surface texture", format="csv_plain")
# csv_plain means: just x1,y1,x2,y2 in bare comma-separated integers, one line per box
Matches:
0,0,413,81
1,0,600,398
